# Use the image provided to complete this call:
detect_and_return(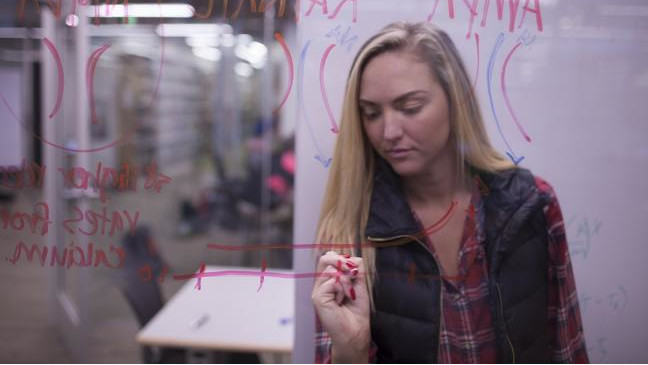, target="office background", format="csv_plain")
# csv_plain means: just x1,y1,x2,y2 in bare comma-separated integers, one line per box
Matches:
0,0,646,363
